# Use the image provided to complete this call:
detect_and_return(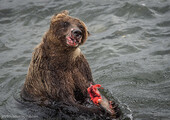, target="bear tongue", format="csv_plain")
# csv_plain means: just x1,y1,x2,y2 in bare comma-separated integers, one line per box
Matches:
66,36,78,47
